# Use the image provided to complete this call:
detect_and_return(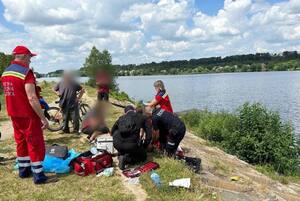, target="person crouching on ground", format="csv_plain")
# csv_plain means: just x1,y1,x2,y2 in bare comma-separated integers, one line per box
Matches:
81,102,110,141
145,106,186,157
146,80,173,113
96,69,111,101
53,71,85,134
112,105,152,170
1,46,51,184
